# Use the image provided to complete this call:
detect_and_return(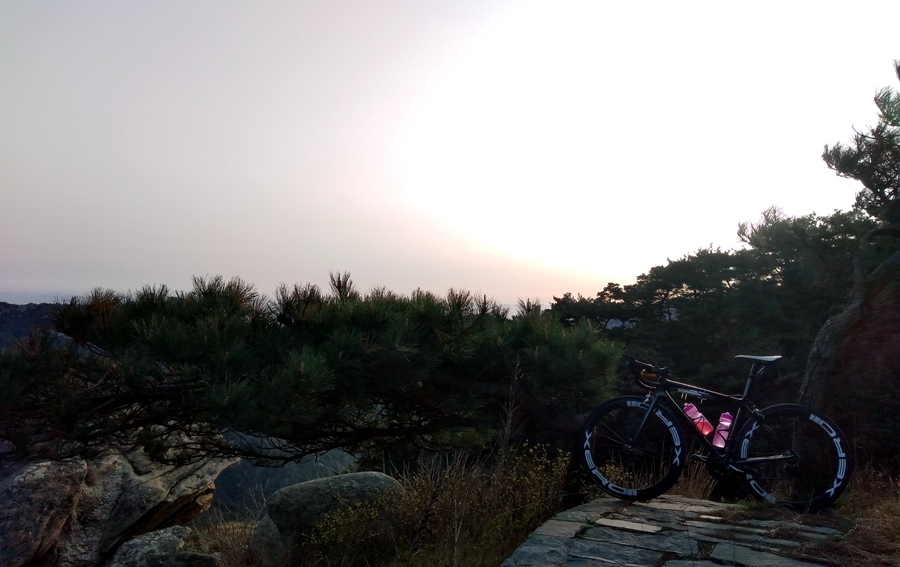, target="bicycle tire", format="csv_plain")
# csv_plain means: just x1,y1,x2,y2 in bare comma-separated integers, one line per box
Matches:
581,396,686,501
736,404,852,512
